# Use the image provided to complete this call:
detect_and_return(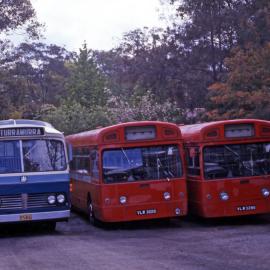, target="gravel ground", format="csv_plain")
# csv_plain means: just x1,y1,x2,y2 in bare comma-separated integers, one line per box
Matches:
0,212,270,270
